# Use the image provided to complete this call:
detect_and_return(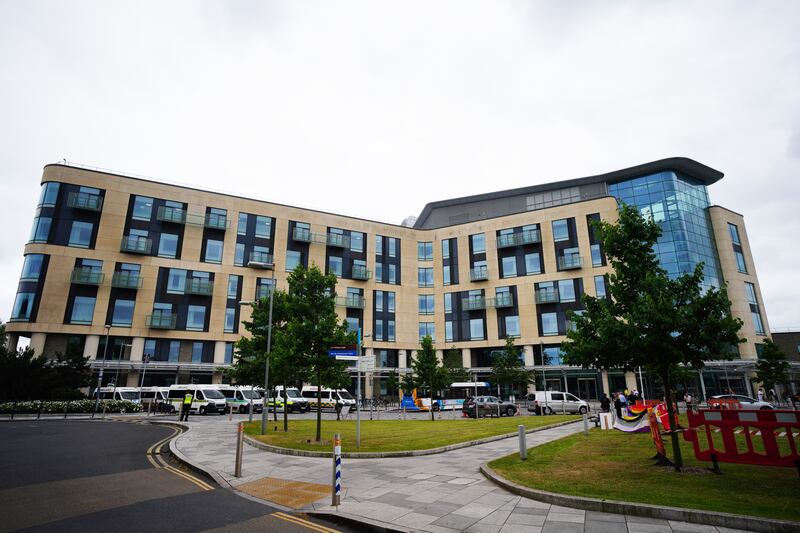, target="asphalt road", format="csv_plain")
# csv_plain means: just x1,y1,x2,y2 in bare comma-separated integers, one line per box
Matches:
0,420,352,533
